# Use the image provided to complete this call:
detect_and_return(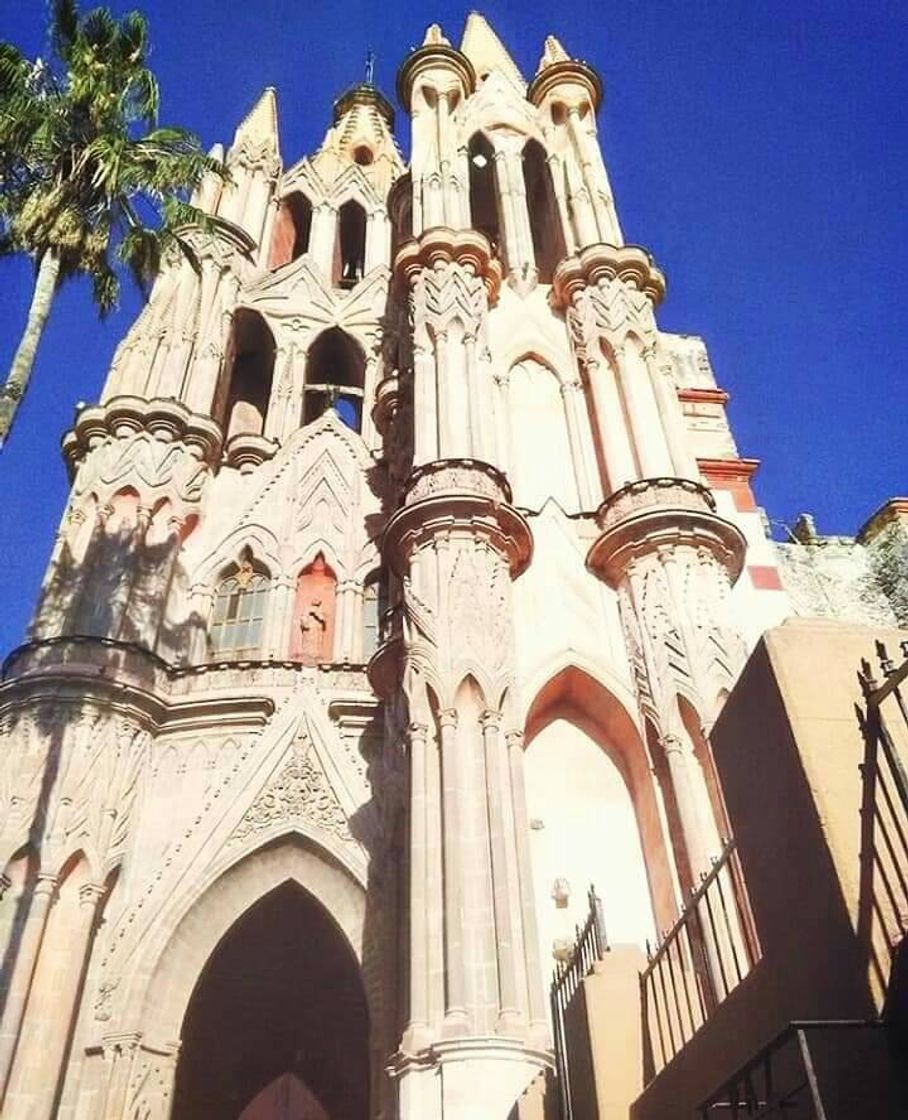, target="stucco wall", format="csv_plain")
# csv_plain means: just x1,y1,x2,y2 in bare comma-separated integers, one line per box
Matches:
630,618,907,1119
